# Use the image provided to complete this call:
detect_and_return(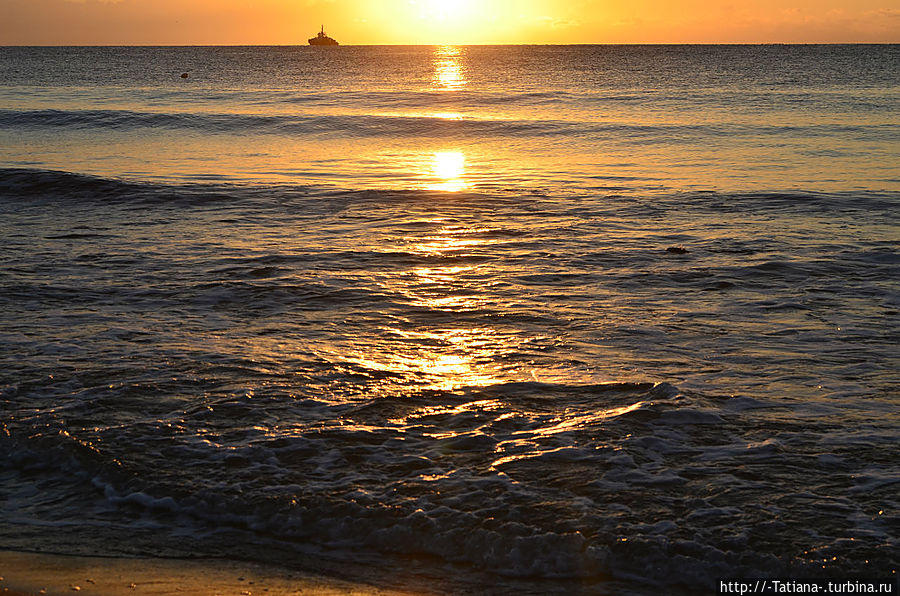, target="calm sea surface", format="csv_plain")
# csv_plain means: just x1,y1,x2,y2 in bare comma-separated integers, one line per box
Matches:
1,45,898,593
